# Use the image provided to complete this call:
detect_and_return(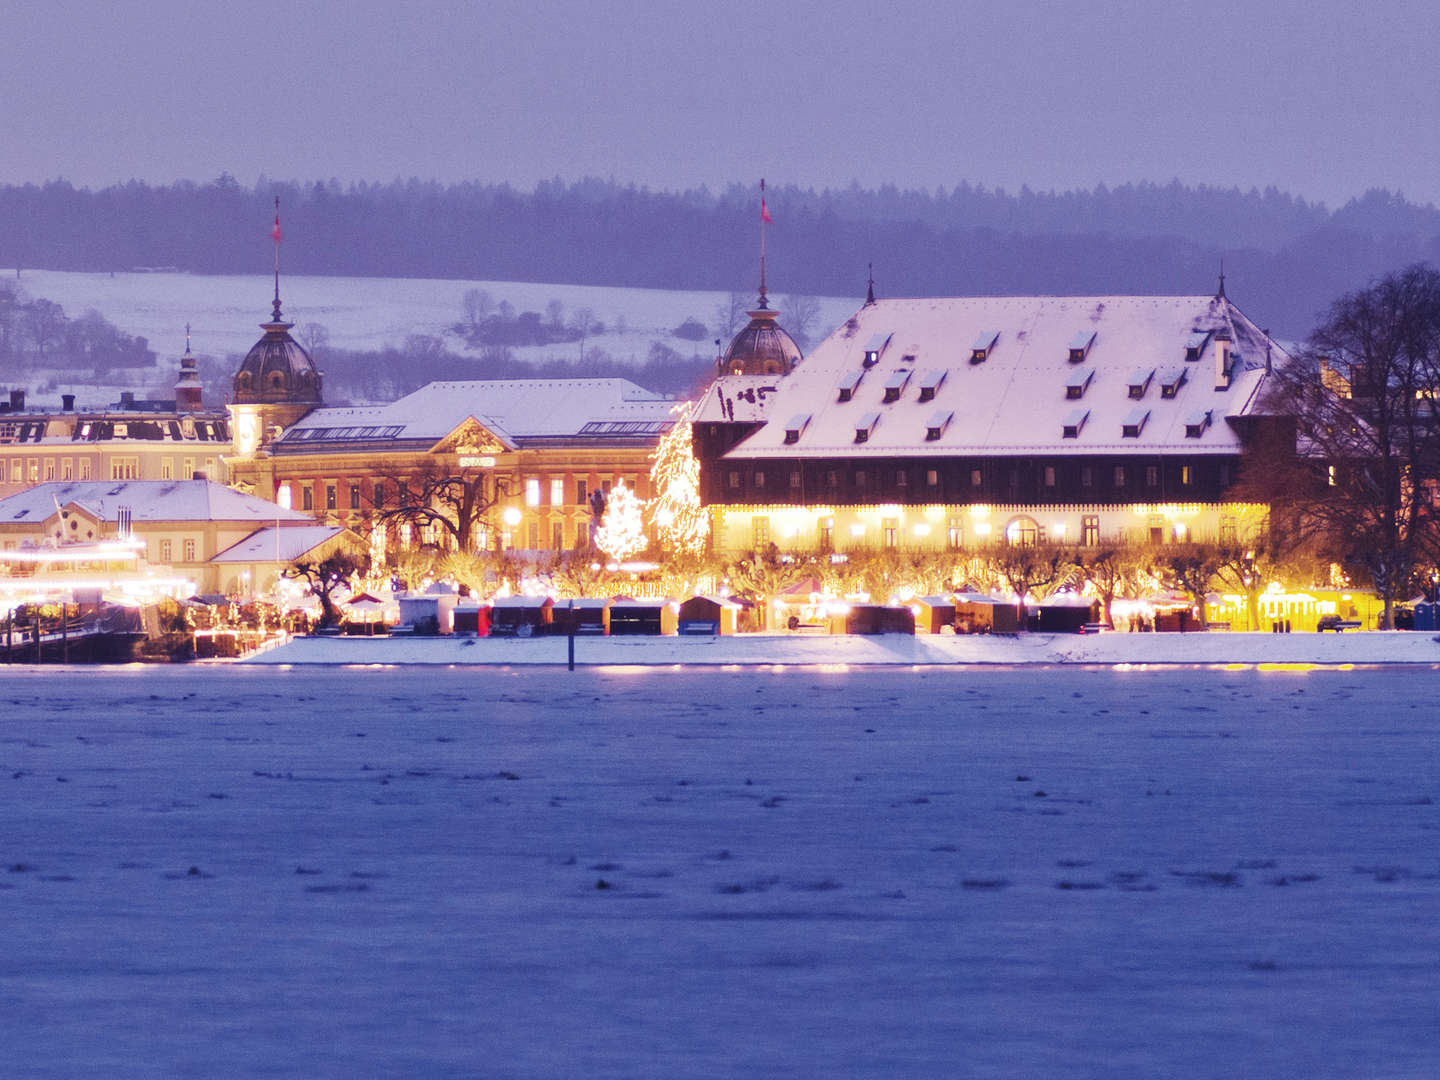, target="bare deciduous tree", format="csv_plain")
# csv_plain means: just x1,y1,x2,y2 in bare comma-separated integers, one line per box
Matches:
727,545,812,630
713,291,749,339
374,460,512,560
298,322,329,359
284,551,368,628
780,294,822,348
462,288,493,330
1248,263,1440,626
989,544,1076,628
